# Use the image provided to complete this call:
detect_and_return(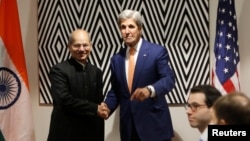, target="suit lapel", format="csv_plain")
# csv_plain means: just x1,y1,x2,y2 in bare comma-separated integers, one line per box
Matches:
133,40,150,89
116,48,128,91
